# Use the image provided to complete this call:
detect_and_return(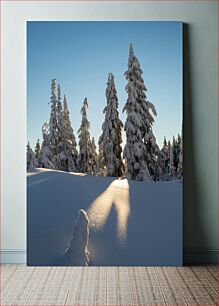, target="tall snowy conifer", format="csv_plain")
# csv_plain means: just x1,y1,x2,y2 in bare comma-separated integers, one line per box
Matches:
57,83,63,156
77,98,93,174
27,142,38,171
62,95,78,172
55,84,67,170
48,79,59,166
172,135,179,174
38,122,55,169
177,133,183,179
123,44,157,181
98,73,124,177
145,130,160,180
168,140,175,179
154,151,163,181
91,137,98,175
160,137,169,179
34,139,41,161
